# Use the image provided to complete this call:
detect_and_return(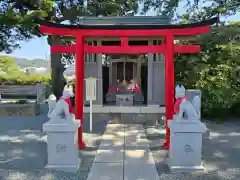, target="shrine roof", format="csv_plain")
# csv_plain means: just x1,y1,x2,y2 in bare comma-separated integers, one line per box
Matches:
78,16,170,25
38,16,218,30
